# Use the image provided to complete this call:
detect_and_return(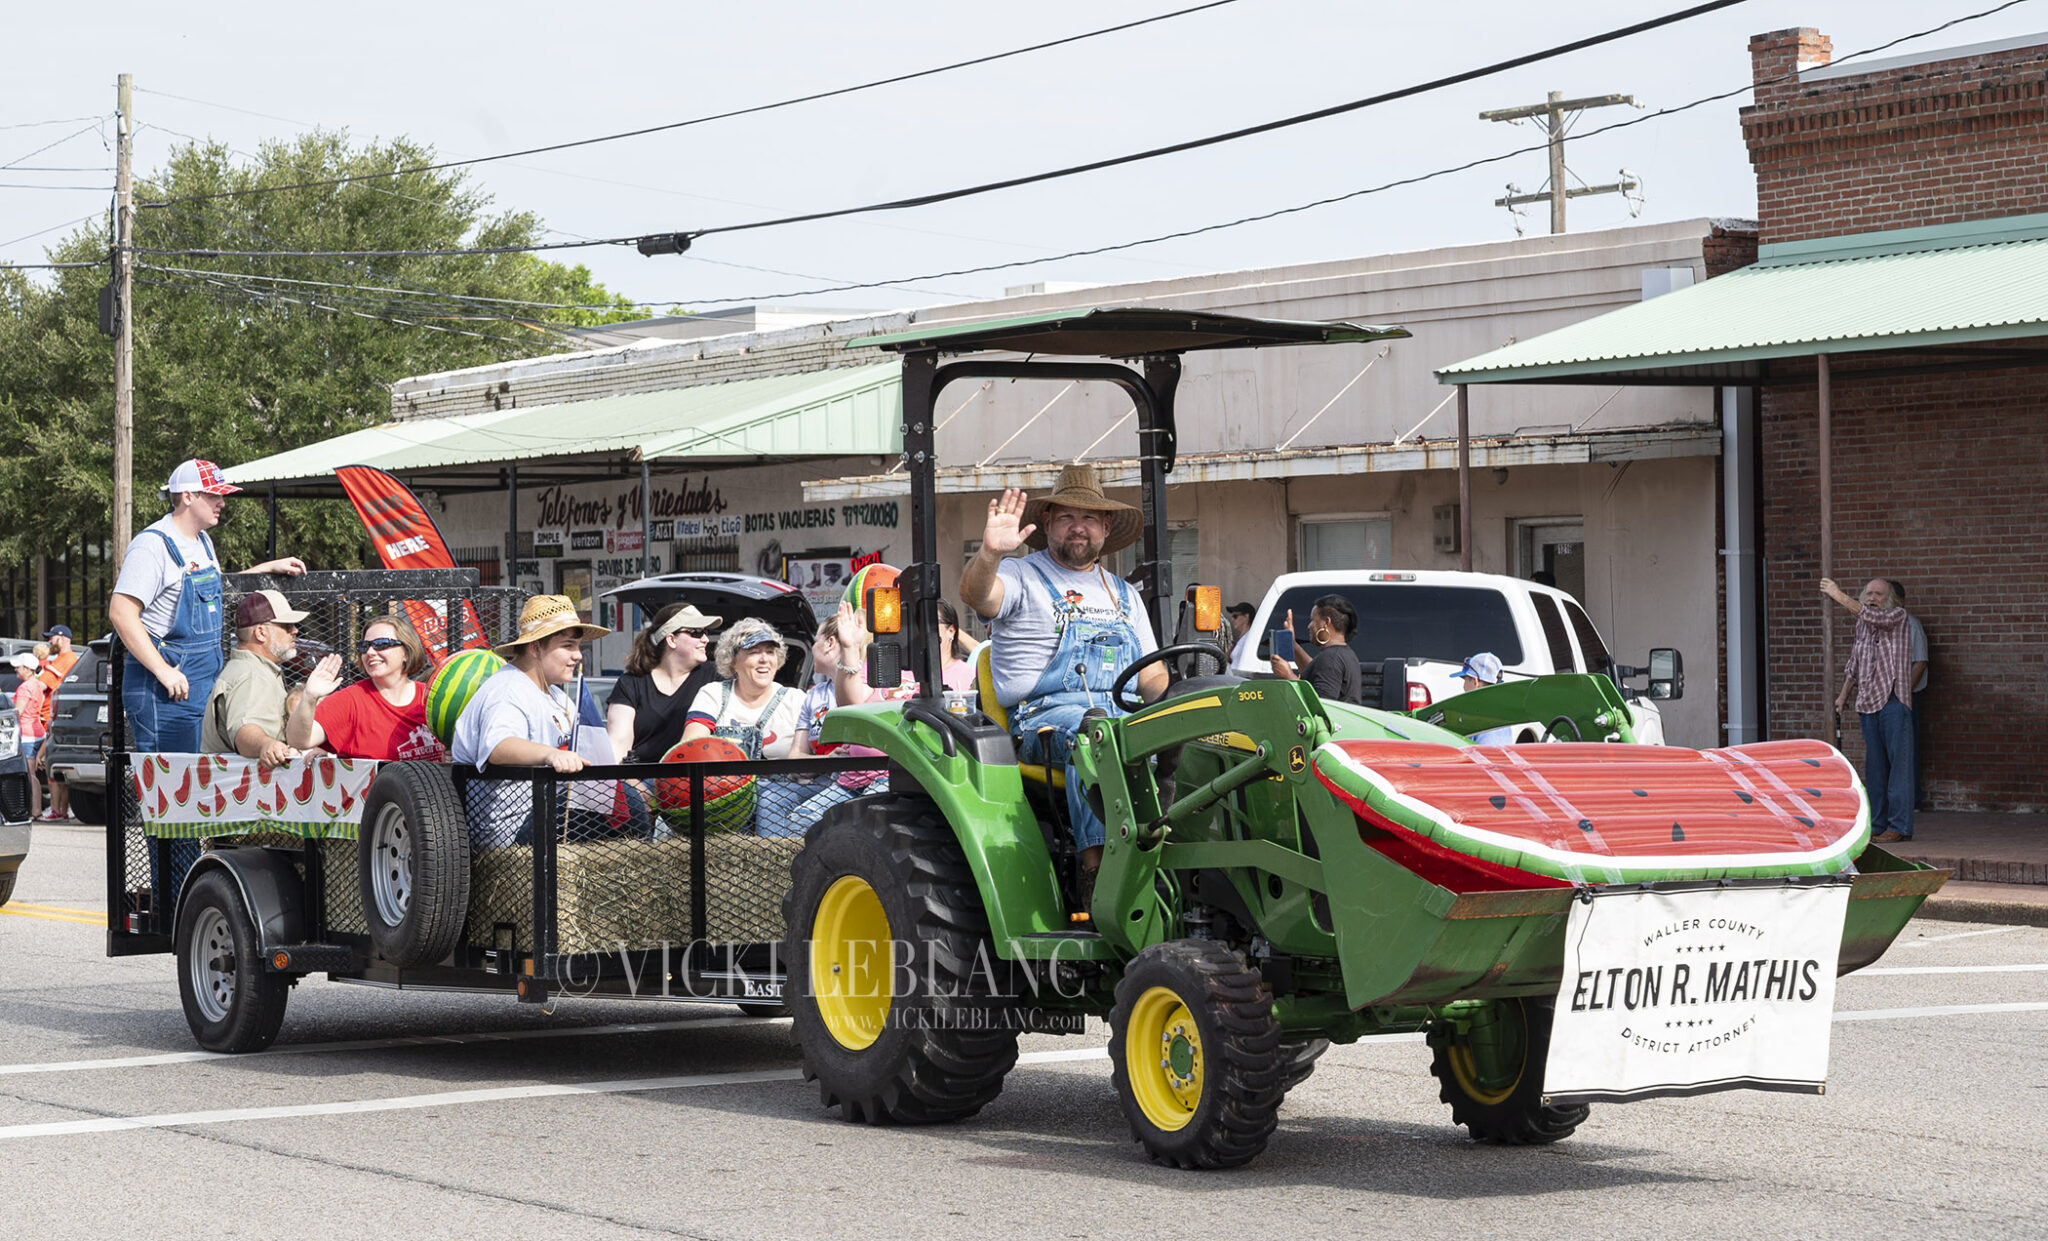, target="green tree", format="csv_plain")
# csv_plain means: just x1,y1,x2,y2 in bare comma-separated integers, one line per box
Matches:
0,131,650,581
